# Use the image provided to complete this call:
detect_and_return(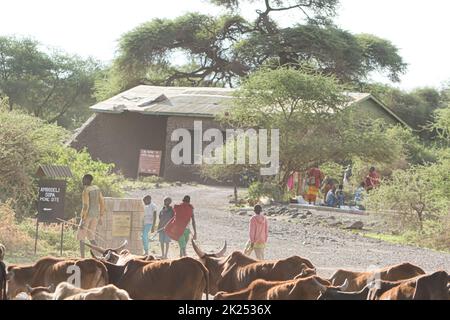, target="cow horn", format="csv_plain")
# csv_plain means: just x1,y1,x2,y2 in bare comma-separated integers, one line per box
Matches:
337,279,349,291
215,241,227,258
191,240,206,258
112,240,128,252
89,249,103,260
25,284,33,293
84,241,107,254
48,284,55,292
104,251,112,261
311,277,328,291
